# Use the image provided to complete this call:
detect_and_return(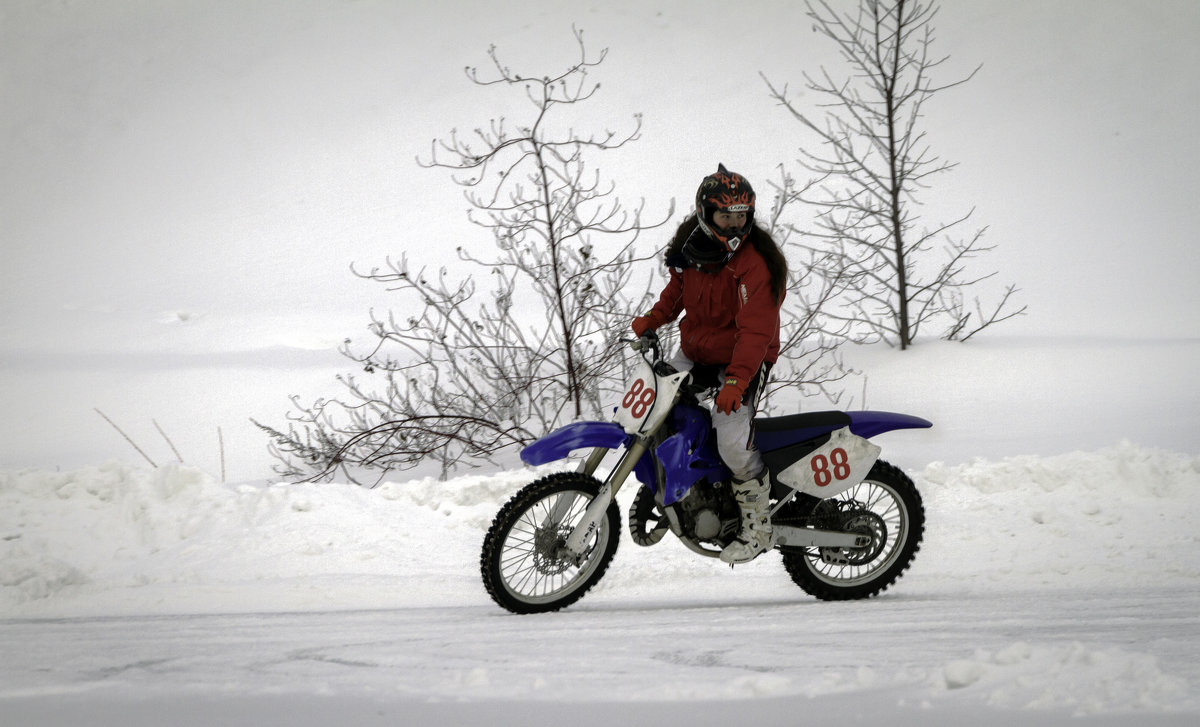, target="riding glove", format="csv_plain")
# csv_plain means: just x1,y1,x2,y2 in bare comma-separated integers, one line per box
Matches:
714,377,746,414
631,316,655,338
